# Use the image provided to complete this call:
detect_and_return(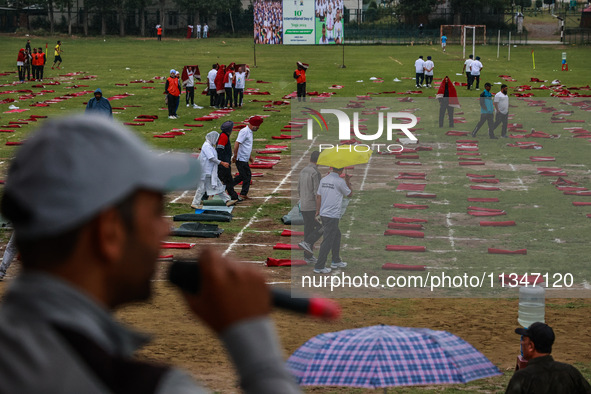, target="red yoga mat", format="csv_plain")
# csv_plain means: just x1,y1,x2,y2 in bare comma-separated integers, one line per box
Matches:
387,222,423,230
392,217,428,223
564,191,591,196
468,198,500,202
530,156,555,162
257,149,282,154
281,229,305,236
467,206,504,212
266,258,307,267
393,203,428,210
384,229,424,238
406,192,436,198
385,245,426,252
250,163,275,169
470,185,500,191
470,178,500,183
396,161,422,166
573,202,591,206
382,263,426,271
460,162,485,166
160,242,195,249
396,183,426,191
446,131,469,136
255,156,281,160
480,220,516,226
468,211,506,217
488,248,527,255
273,243,301,250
